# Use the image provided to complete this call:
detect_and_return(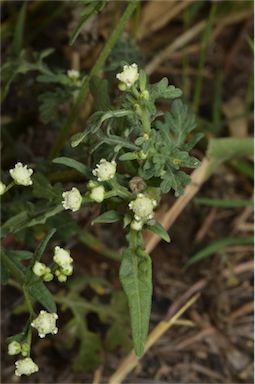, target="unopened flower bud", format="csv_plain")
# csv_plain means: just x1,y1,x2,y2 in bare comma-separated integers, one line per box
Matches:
8,341,21,356
90,185,105,203
130,220,143,231
0,181,6,195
